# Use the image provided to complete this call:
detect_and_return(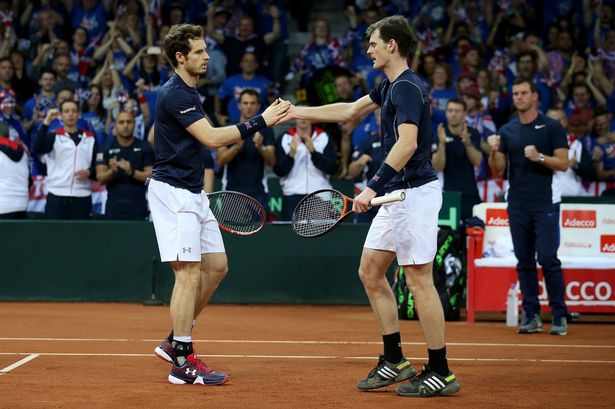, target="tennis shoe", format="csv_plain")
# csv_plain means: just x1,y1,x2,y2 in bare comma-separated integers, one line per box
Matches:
154,337,174,363
550,316,568,336
168,353,228,385
395,365,460,397
517,314,543,334
356,355,416,390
